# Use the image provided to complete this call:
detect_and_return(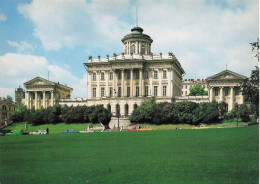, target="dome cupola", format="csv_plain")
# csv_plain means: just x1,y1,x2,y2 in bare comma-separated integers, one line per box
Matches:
121,26,153,55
